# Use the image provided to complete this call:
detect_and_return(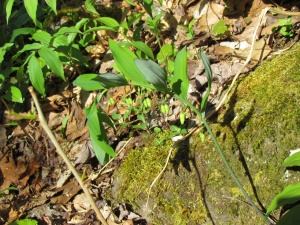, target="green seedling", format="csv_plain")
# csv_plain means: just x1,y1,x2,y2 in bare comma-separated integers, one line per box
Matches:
212,19,230,39
273,16,295,37
168,124,188,138
179,18,195,40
